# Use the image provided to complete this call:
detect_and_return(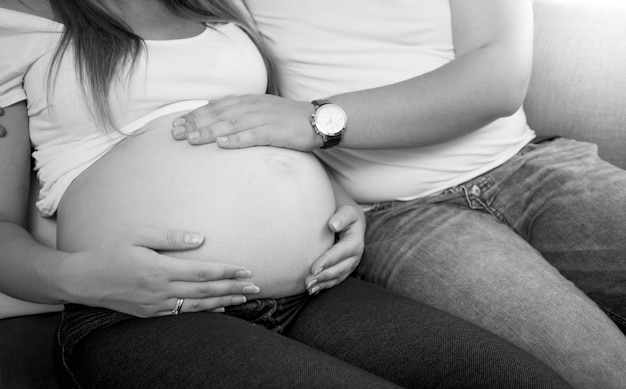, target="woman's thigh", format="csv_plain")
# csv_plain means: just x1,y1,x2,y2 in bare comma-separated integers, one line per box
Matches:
285,278,571,389
358,203,626,389
57,311,398,388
